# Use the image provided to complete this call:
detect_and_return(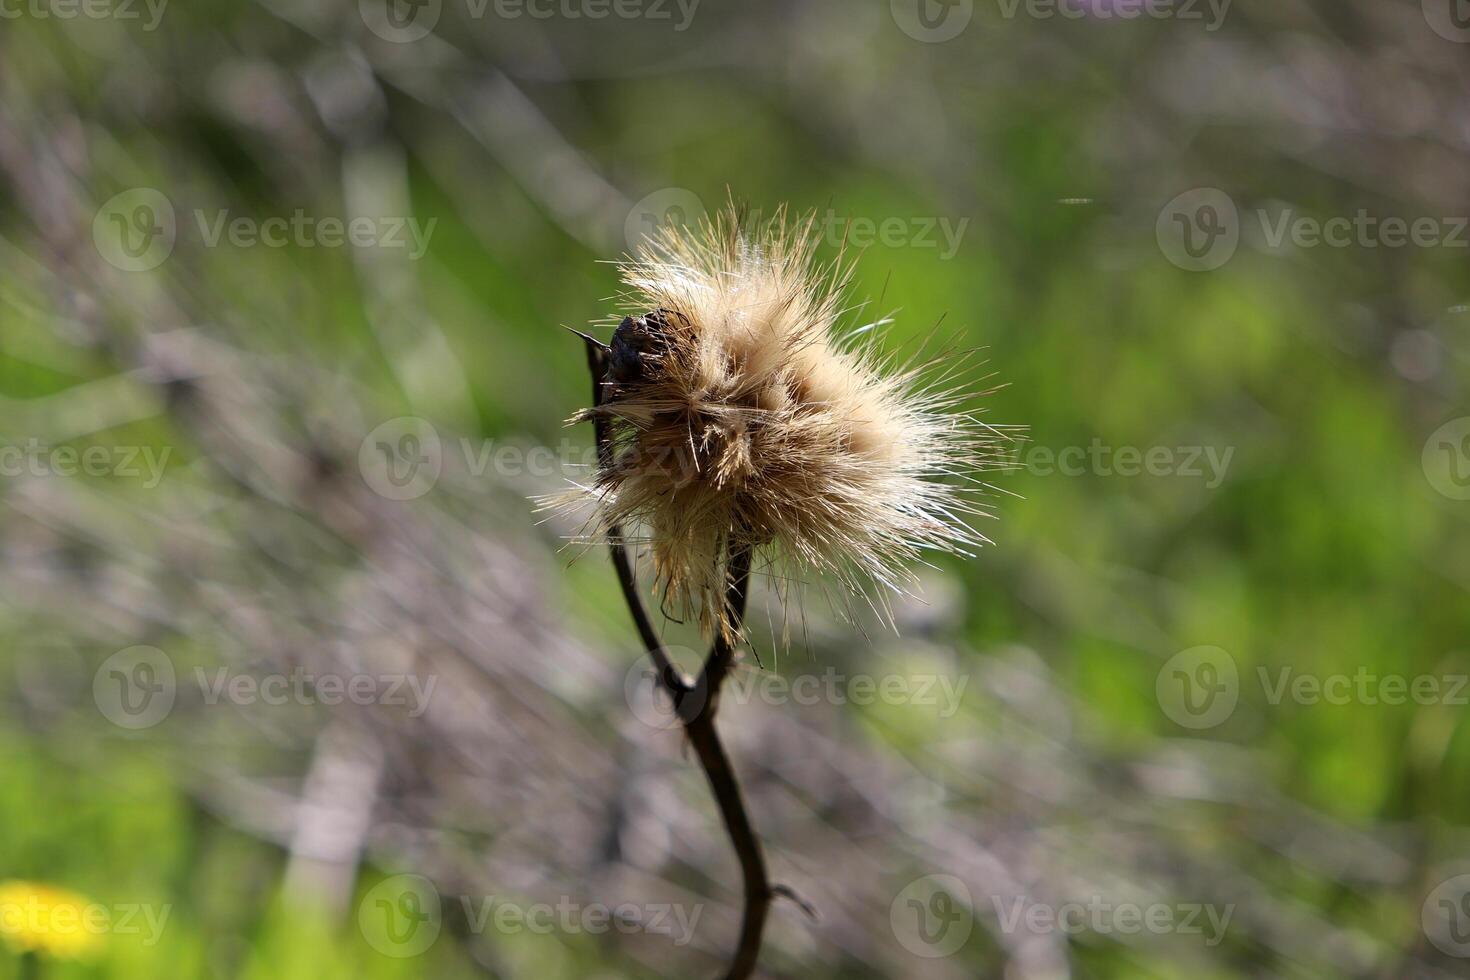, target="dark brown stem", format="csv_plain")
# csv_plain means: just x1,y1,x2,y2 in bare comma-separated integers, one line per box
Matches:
580,335,772,980
681,546,770,980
